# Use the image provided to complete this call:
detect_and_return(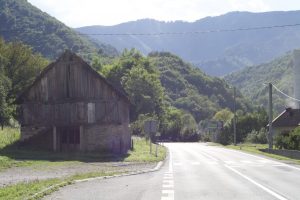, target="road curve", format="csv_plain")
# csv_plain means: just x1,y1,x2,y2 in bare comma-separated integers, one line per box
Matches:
45,143,300,200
